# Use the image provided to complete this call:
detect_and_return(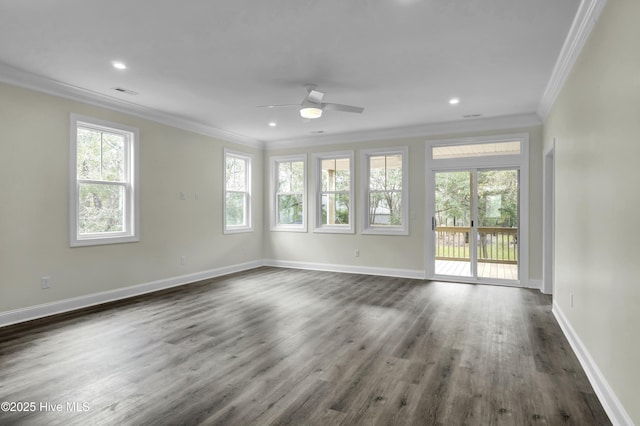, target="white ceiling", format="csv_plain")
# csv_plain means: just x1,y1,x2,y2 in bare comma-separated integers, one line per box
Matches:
0,0,580,146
